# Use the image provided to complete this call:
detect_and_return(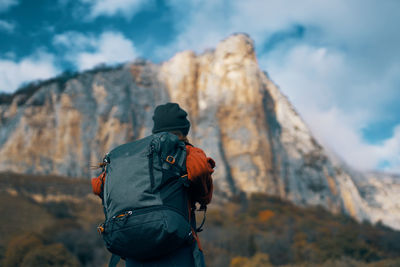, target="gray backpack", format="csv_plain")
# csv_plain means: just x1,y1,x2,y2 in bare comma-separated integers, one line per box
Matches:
98,132,194,262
